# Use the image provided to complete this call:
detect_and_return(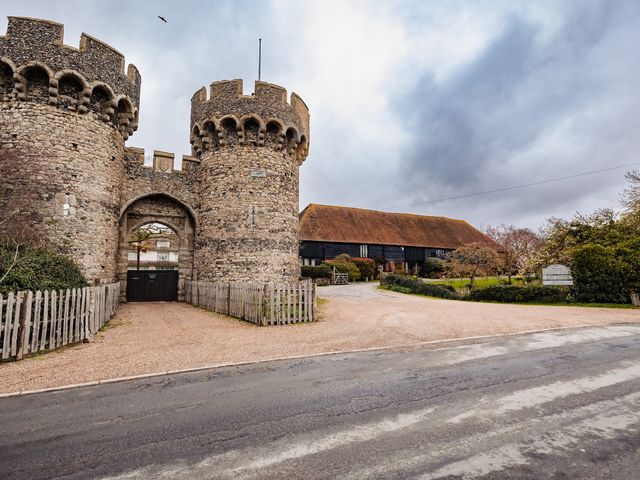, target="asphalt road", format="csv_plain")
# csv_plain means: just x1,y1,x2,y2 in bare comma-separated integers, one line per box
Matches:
2,324,640,479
